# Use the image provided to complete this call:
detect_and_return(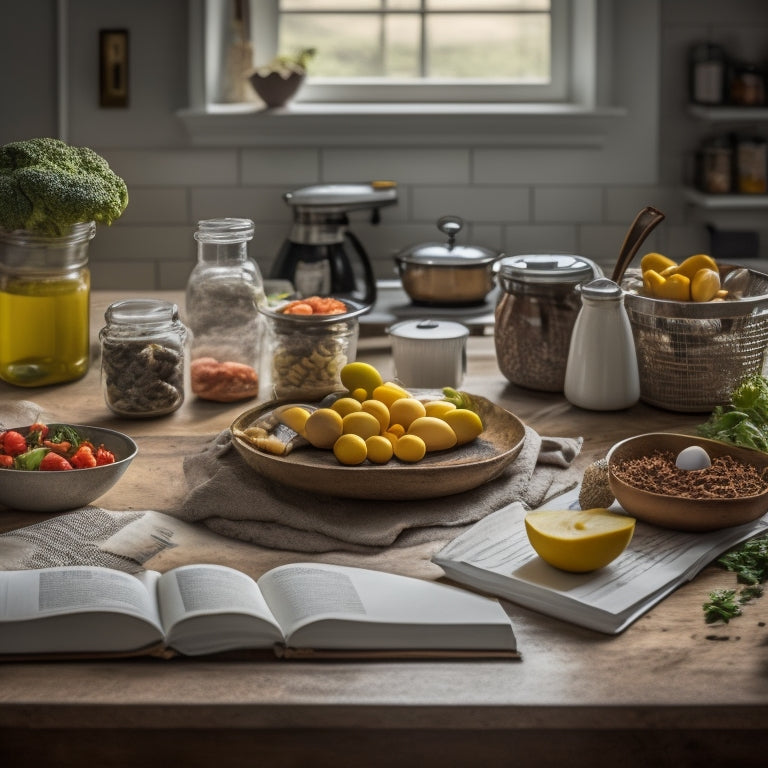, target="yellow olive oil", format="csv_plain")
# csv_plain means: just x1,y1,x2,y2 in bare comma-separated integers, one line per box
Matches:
0,274,90,386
